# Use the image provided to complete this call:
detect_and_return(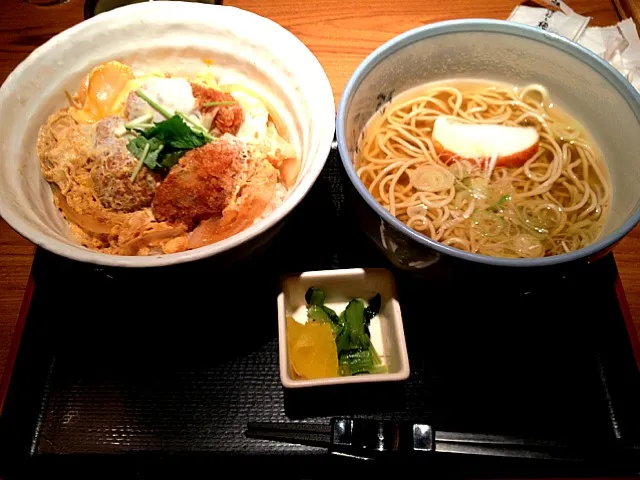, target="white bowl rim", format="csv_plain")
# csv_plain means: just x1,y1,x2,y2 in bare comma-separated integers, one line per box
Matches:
0,2,335,268
337,18,640,268
276,267,411,388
